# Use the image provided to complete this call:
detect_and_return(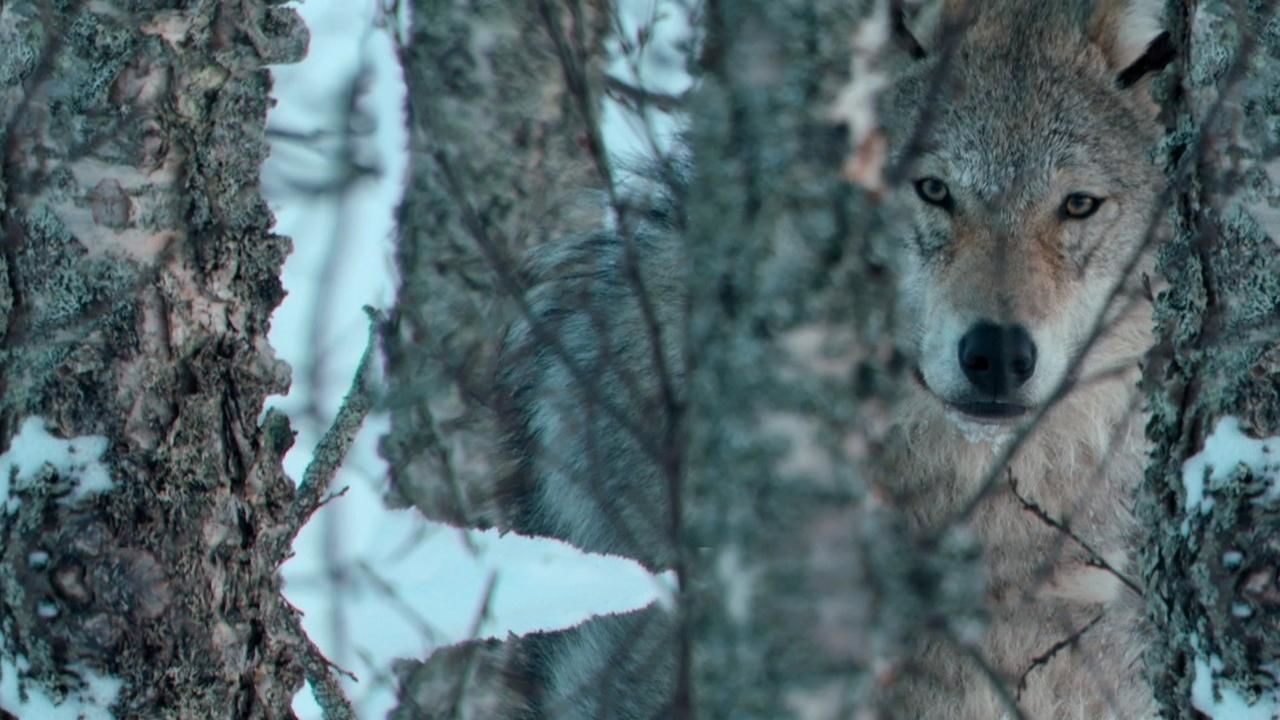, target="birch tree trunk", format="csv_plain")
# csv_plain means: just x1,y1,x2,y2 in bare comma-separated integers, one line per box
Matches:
1142,0,1280,715
0,2,349,717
